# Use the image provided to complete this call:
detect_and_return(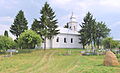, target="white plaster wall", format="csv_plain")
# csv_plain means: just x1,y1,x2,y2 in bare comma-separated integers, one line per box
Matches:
52,33,82,48
41,33,82,49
